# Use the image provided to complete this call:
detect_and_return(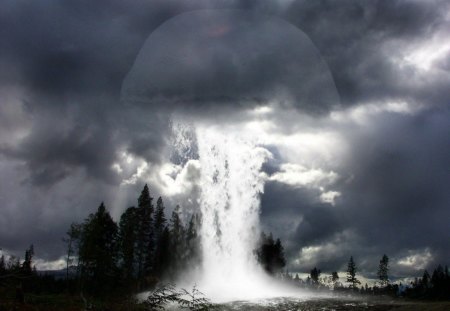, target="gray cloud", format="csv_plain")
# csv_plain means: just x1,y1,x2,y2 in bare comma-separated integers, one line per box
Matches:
122,9,339,116
261,106,450,276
